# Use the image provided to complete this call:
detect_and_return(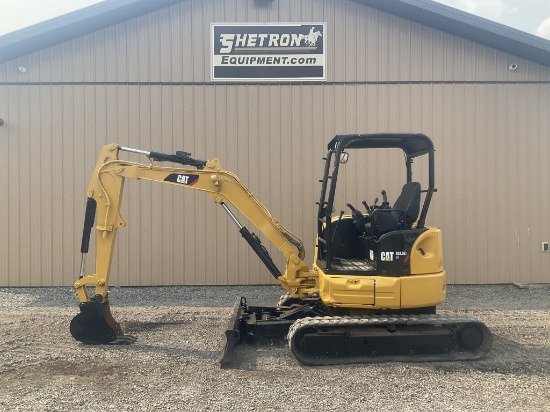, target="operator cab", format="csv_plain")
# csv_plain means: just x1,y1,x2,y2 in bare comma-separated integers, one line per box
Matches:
316,133,436,276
